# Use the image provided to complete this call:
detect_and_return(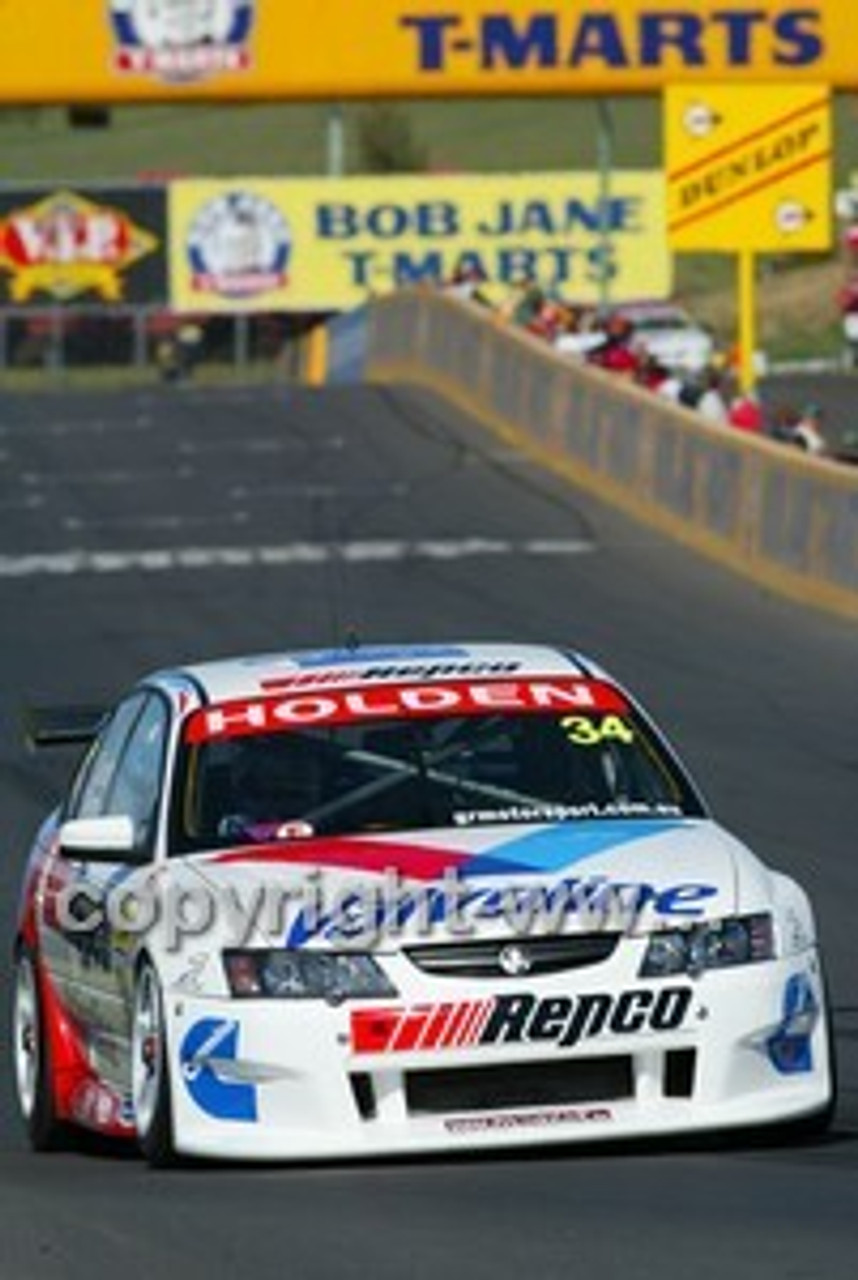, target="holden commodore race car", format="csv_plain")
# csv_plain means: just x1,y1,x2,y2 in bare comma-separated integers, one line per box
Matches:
13,642,835,1165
